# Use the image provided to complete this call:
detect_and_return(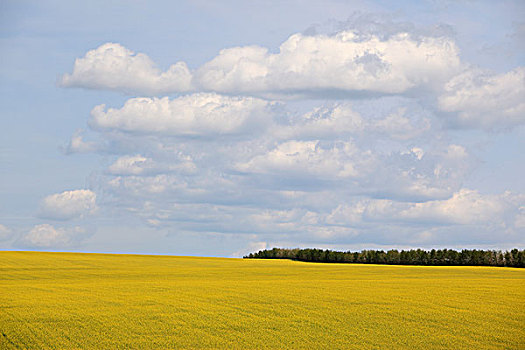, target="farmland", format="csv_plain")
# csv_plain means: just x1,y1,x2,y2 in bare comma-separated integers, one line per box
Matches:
1,251,524,349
